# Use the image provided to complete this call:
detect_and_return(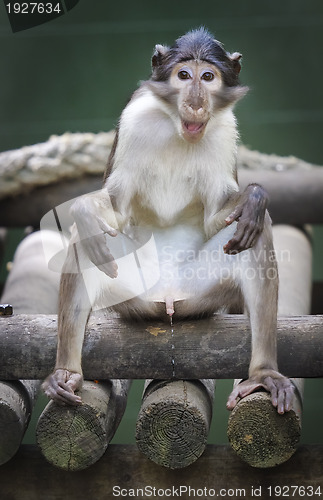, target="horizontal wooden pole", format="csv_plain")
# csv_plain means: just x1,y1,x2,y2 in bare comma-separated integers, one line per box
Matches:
1,168,323,227
136,380,214,469
0,314,322,379
240,168,323,225
37,380,130,471
0,175,102,228
1,133,322,227
0,444,322,500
